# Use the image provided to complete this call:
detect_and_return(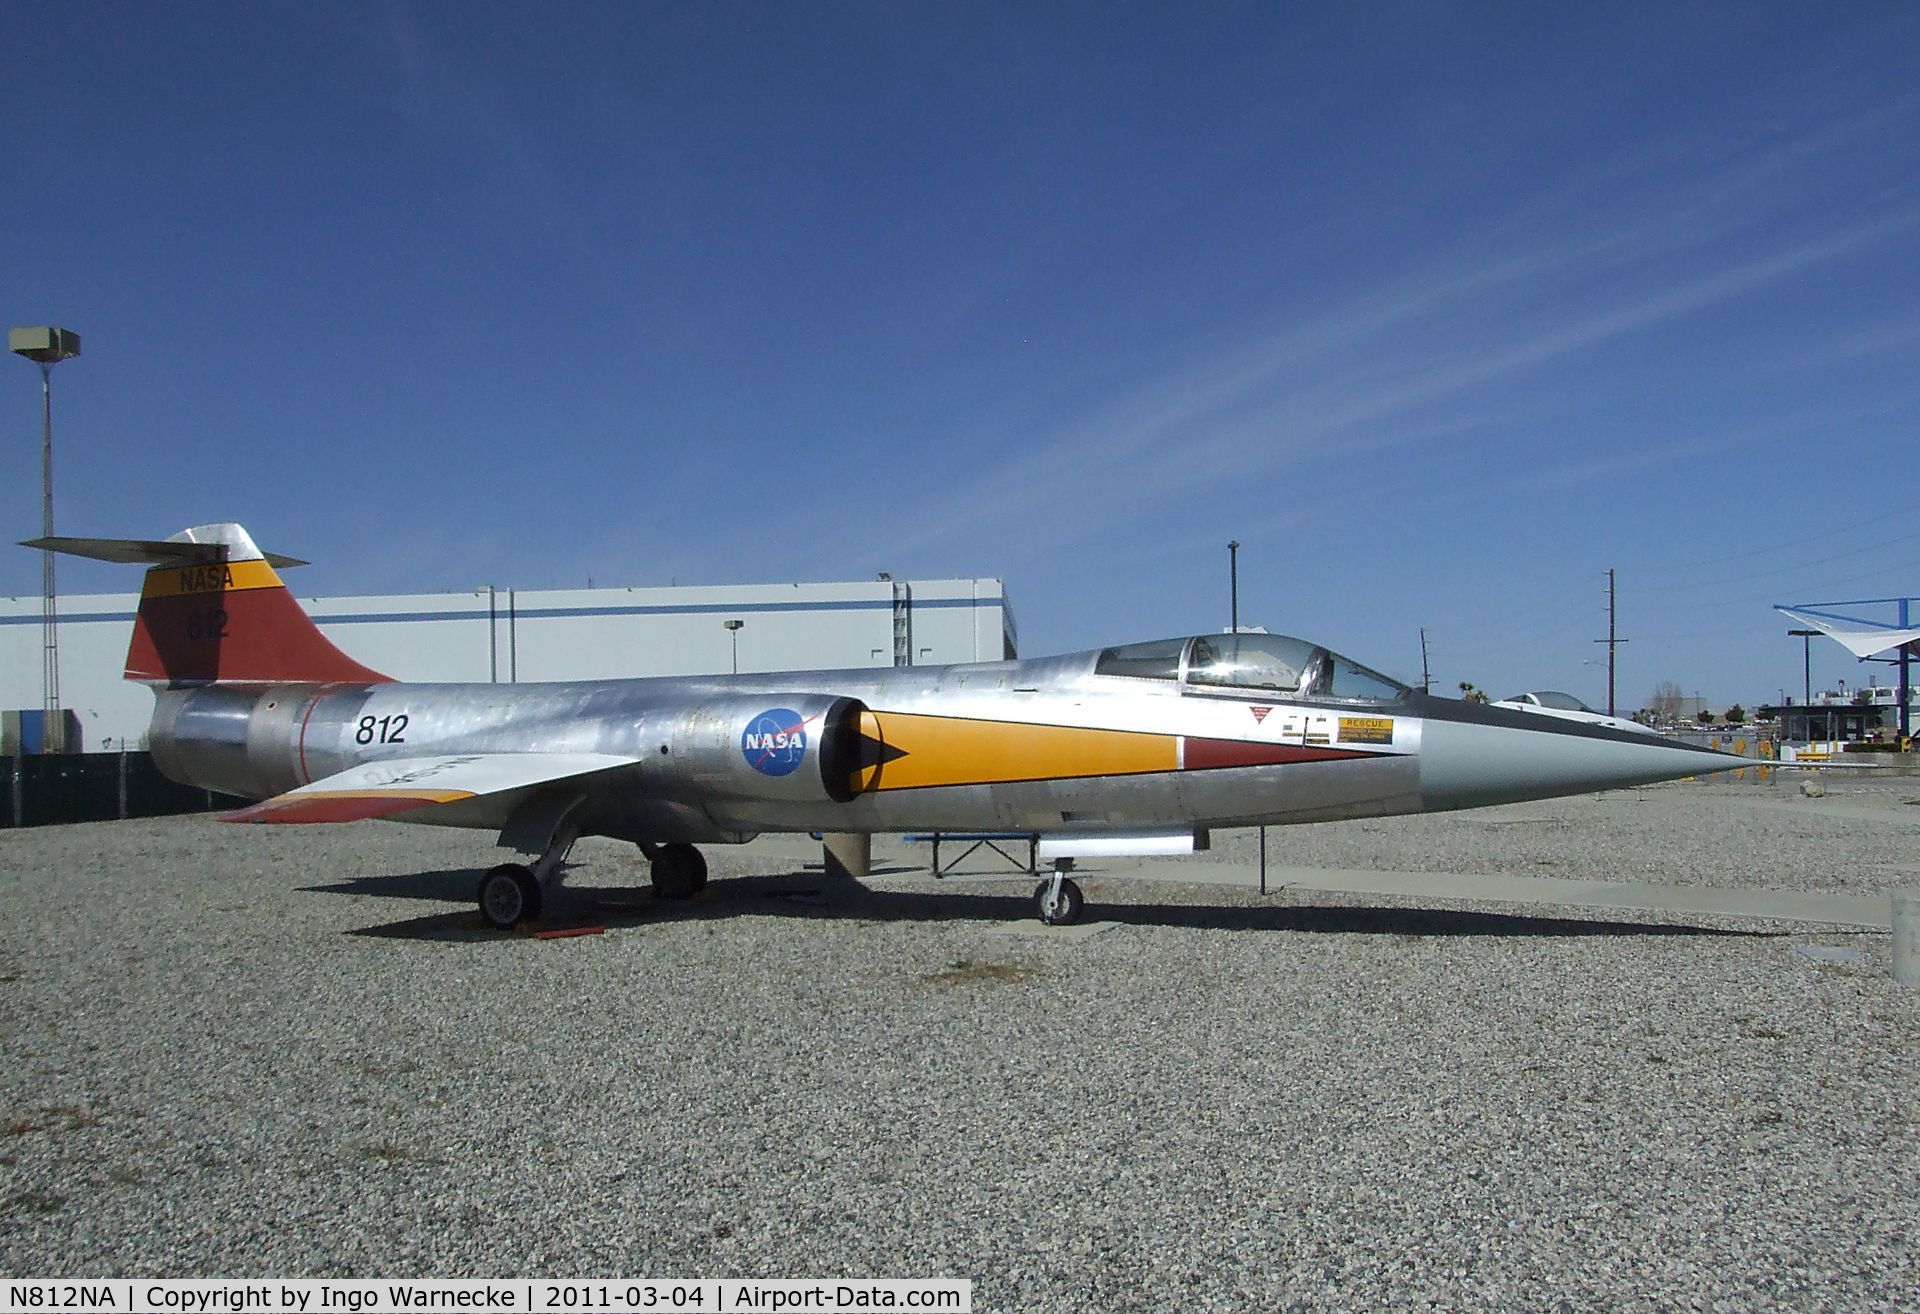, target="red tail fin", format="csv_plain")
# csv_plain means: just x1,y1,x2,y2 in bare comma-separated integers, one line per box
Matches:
30,524,390,686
